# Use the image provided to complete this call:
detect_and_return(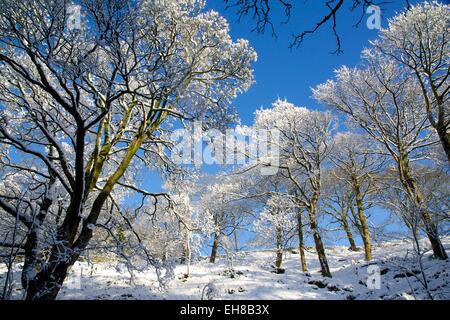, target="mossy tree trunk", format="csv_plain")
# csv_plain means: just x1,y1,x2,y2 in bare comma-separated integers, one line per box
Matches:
351,177,372,260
